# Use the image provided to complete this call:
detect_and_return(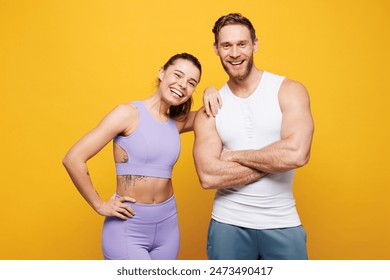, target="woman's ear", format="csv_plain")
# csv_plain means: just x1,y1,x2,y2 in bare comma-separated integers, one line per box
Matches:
158,68,164,81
